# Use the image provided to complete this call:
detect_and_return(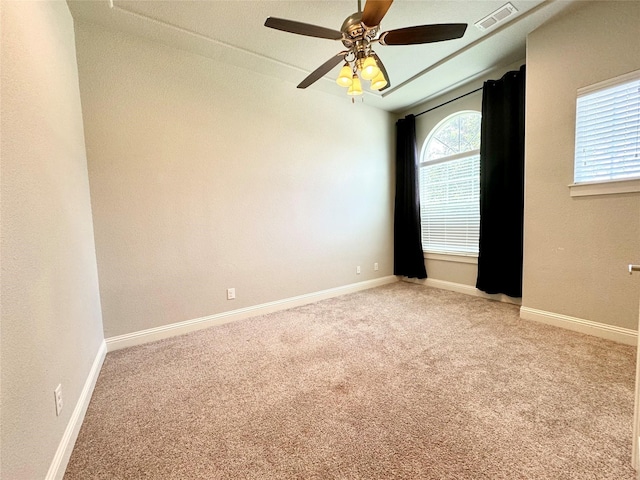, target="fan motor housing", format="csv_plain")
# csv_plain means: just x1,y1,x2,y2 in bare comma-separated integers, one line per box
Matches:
341,12,378,47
